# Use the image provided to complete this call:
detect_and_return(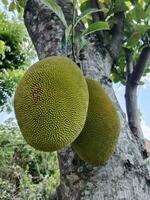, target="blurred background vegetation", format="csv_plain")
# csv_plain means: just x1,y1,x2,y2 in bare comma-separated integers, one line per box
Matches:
0,11,36,112
0,120,60,199
0,2,59,199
